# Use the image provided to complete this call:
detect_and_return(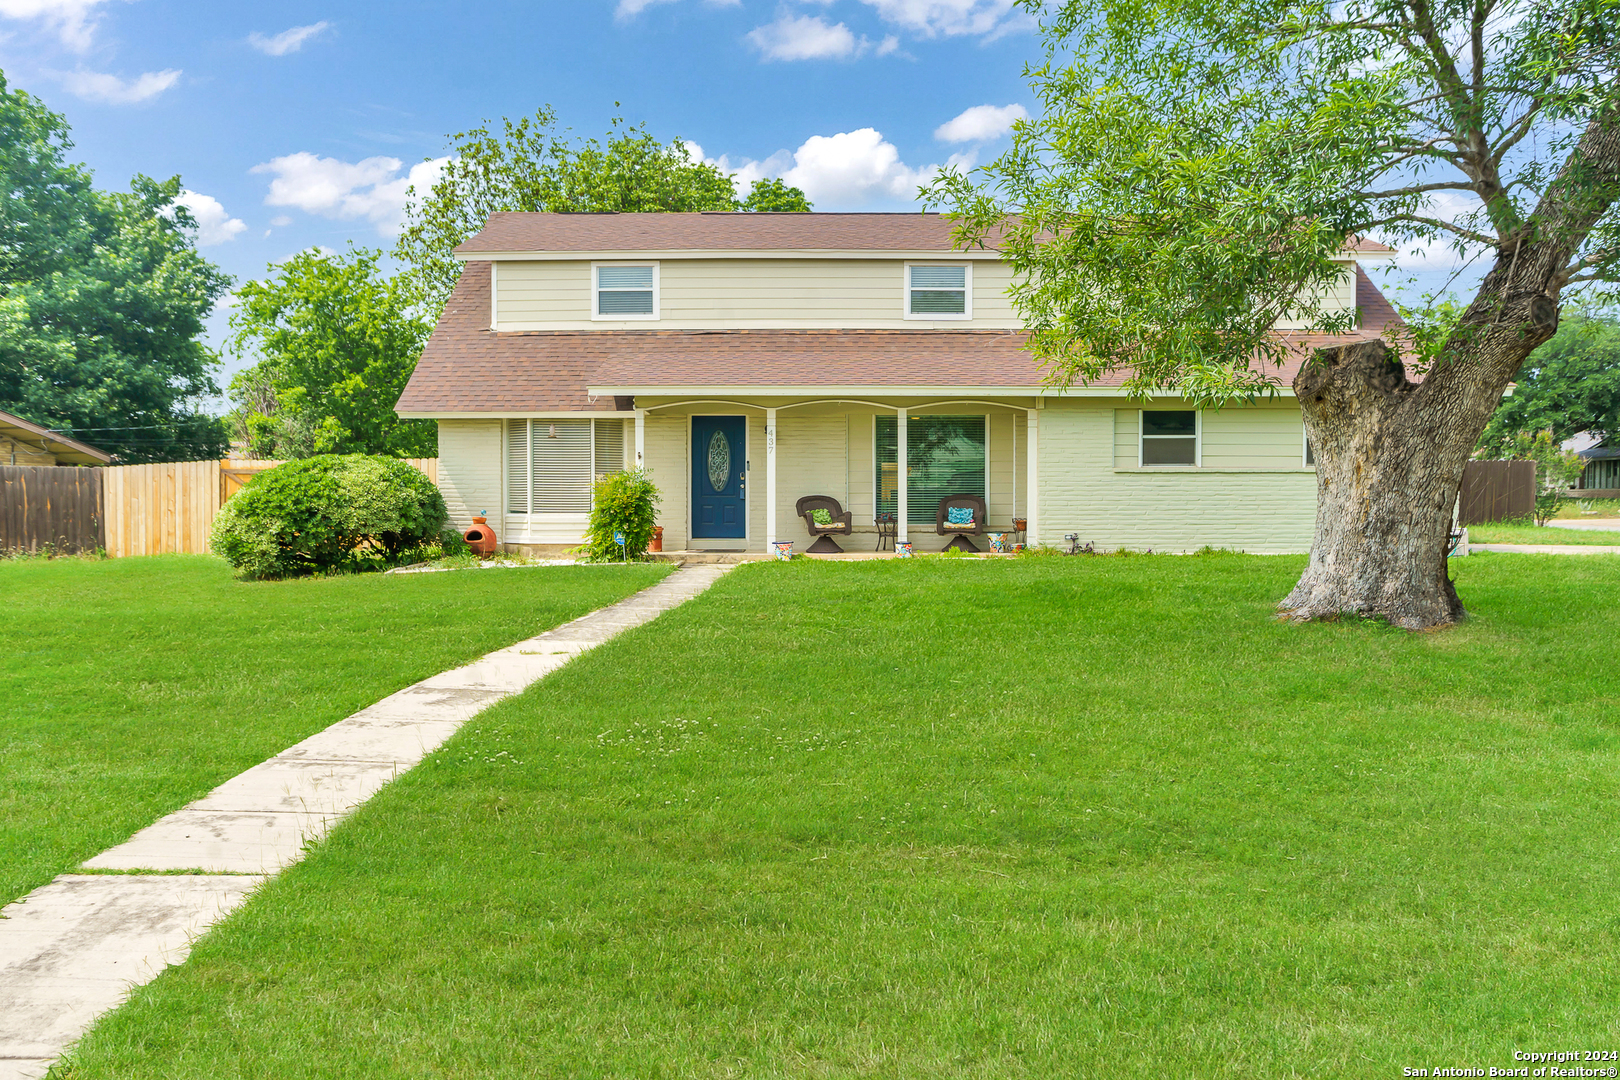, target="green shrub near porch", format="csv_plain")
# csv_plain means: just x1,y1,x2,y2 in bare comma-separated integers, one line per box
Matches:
578,467,661,561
